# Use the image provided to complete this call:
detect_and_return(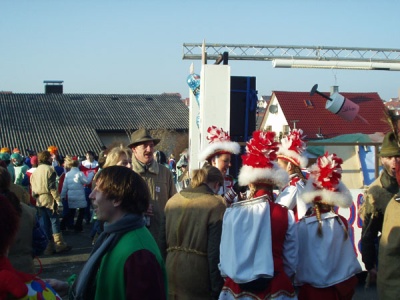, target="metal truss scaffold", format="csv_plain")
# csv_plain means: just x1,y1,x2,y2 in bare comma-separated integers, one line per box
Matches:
182,43,400,63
